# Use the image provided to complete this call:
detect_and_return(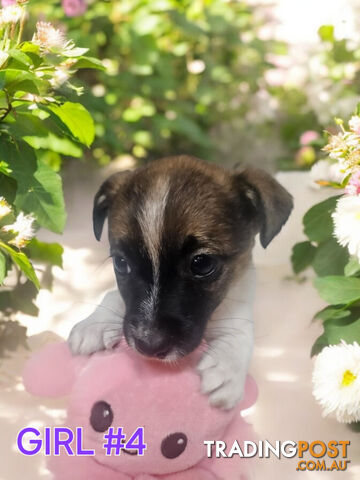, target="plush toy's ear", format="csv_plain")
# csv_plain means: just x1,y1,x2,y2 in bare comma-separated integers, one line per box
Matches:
93,171,131,241
240,375,258,410
233,167,293,248
23,342,86,398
